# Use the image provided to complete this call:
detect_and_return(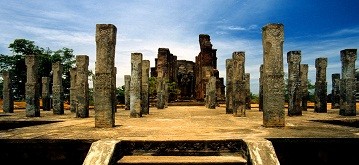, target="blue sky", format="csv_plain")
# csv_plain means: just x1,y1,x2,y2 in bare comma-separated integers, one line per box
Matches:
1,0,359,94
